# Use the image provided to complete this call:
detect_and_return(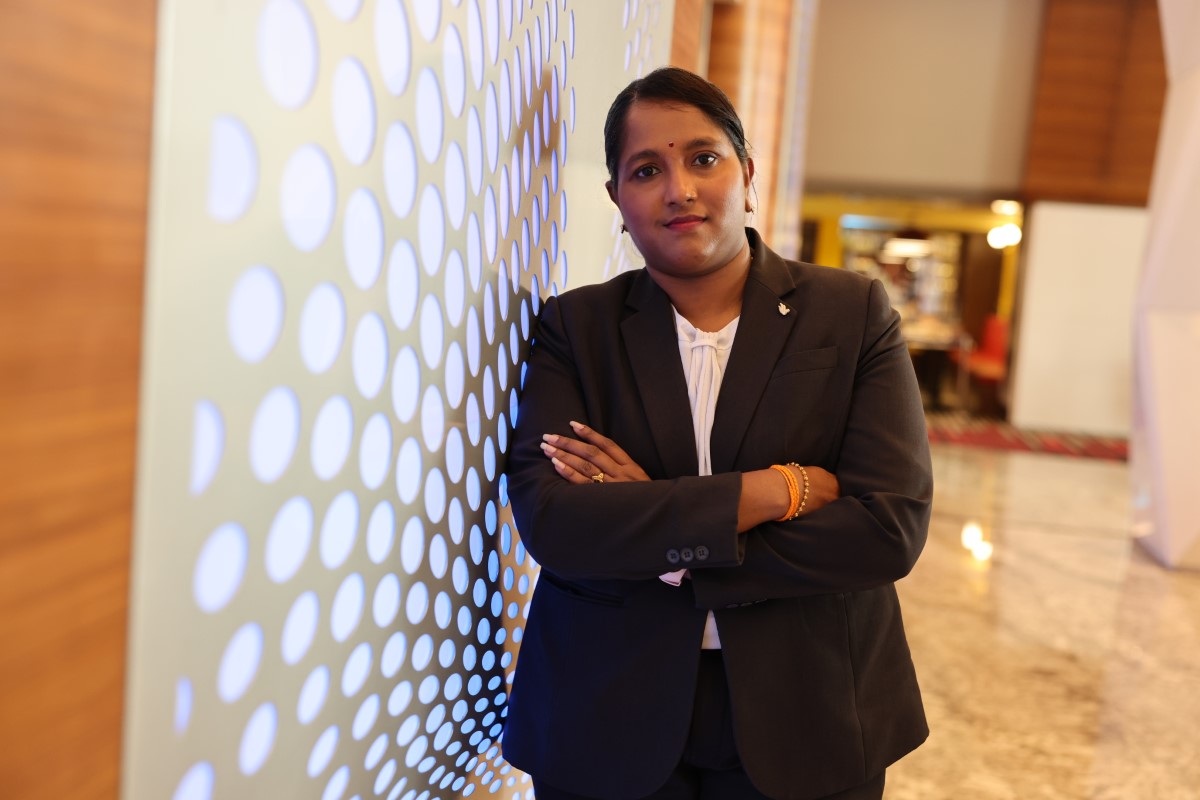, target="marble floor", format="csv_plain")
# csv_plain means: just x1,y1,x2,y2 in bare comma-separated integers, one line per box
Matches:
887,444,1200,800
